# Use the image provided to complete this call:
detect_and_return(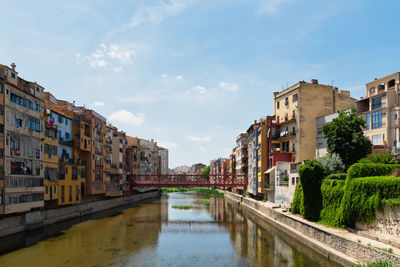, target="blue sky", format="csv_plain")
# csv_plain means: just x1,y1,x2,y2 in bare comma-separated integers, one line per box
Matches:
1,0,399,168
